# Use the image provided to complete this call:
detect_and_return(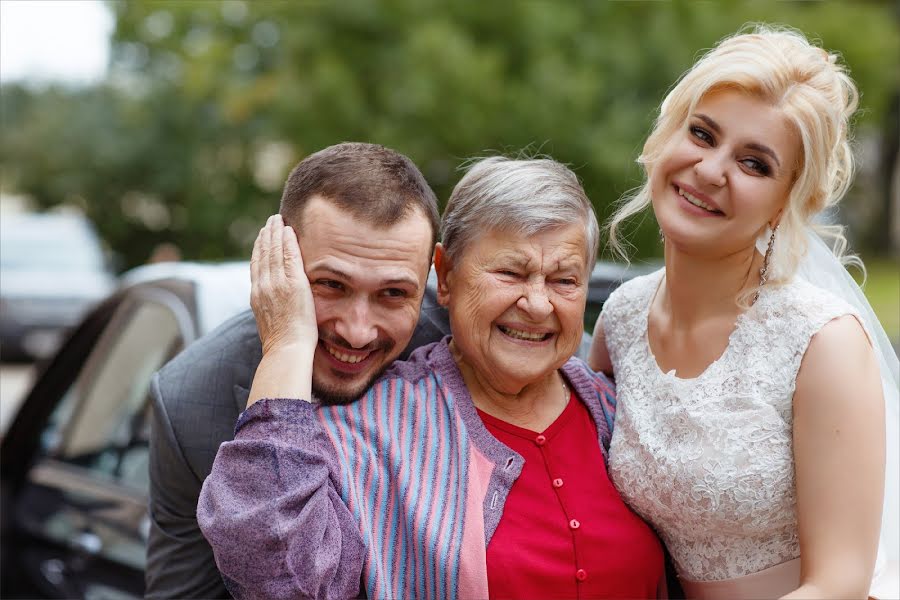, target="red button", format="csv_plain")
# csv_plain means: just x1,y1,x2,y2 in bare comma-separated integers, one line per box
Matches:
575,568,587,581
553,478,564,488
535,434,547,446
569,518,580,530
